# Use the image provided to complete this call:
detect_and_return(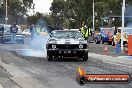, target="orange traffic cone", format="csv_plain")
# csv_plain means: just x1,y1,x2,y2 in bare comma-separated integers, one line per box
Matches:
104,47,108,54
